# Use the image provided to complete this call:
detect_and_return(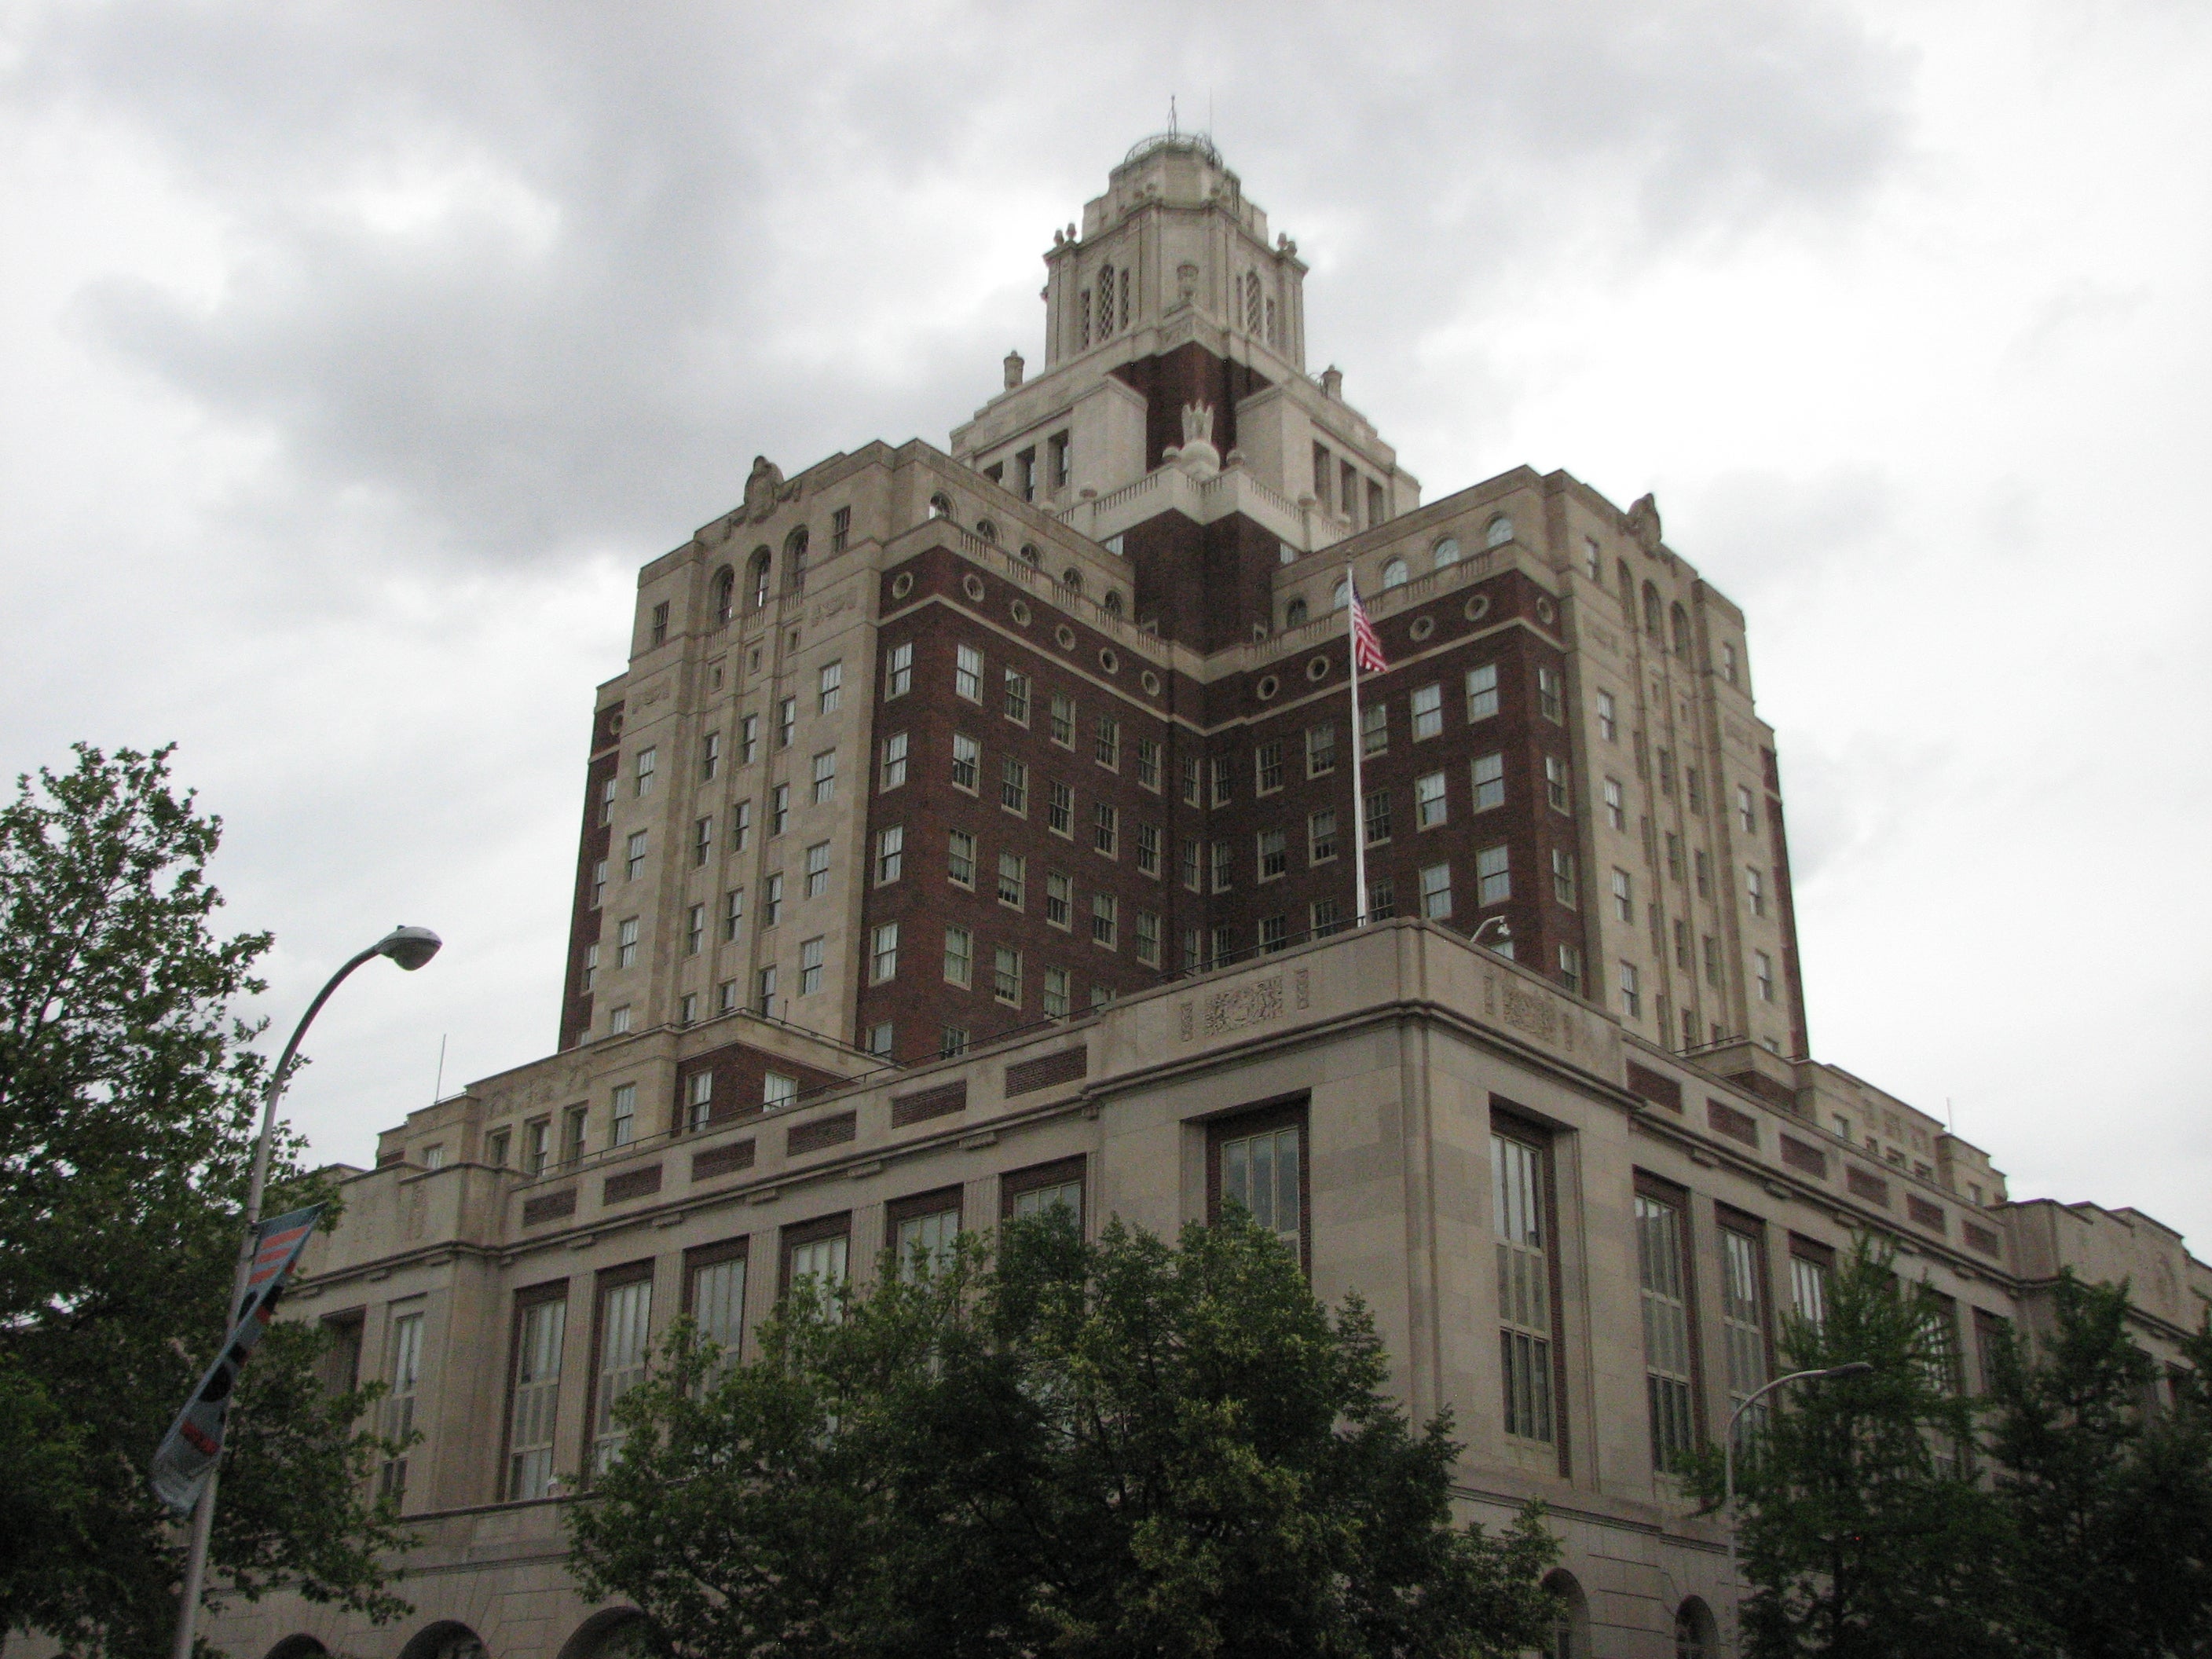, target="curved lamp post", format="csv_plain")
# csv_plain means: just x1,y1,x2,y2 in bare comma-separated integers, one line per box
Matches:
1471,915,1513,952
170,925,442,1659
1723,1360,1874,1654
